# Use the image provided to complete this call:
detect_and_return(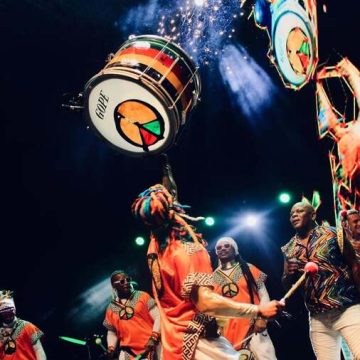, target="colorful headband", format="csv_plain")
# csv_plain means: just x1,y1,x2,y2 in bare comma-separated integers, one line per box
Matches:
132,184,204,244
